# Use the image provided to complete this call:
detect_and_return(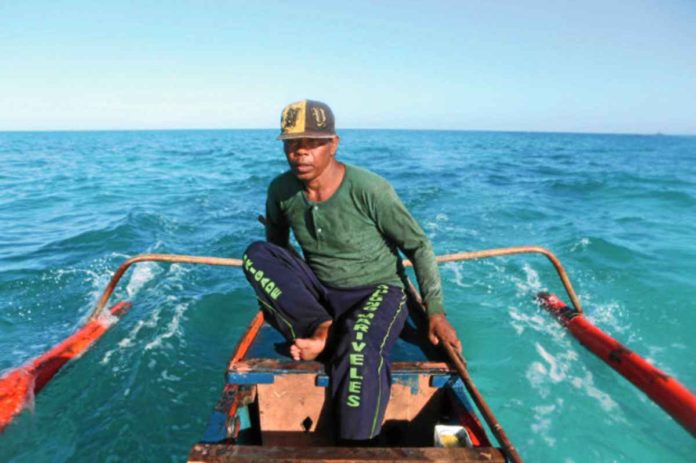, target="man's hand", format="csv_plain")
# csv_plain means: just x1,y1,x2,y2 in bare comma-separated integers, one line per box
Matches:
428,313,462,353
